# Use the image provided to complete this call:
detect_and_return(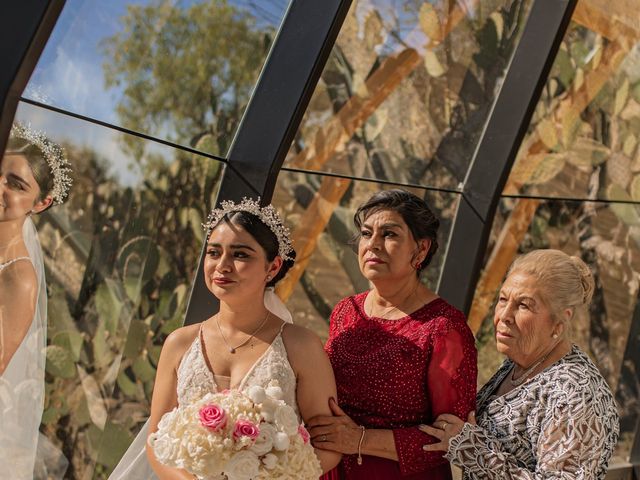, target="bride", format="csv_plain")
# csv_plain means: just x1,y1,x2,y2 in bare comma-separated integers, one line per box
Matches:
111,198,341,479
1,122,71,478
